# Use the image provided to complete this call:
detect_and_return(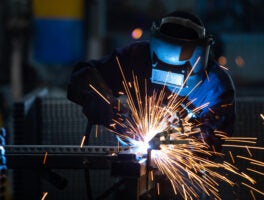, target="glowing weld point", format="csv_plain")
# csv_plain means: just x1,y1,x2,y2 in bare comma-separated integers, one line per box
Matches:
41,192,48,200
43,152,48,165
134,140,150,149
80,136,86,148
129,140,150,156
